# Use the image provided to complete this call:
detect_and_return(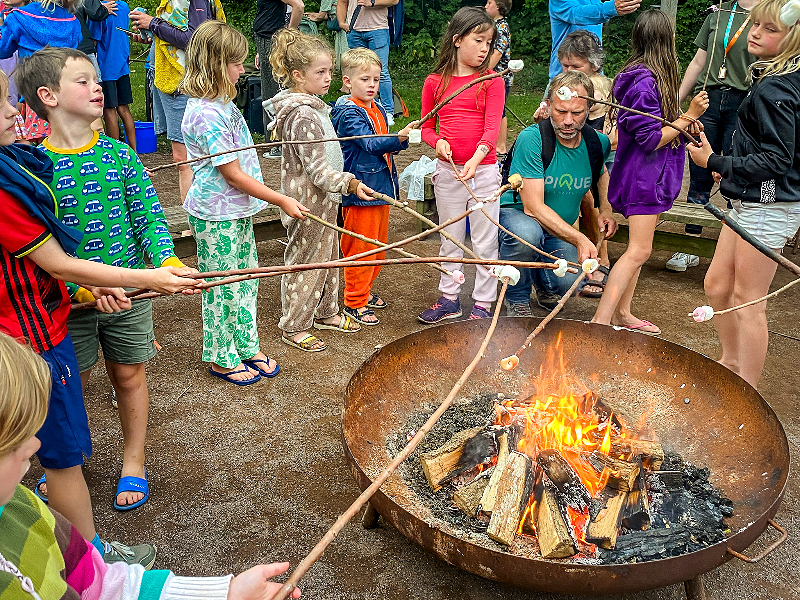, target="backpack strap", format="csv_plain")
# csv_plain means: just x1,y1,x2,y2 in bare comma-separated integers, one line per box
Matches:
538,118,556,172
580,123,605,206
